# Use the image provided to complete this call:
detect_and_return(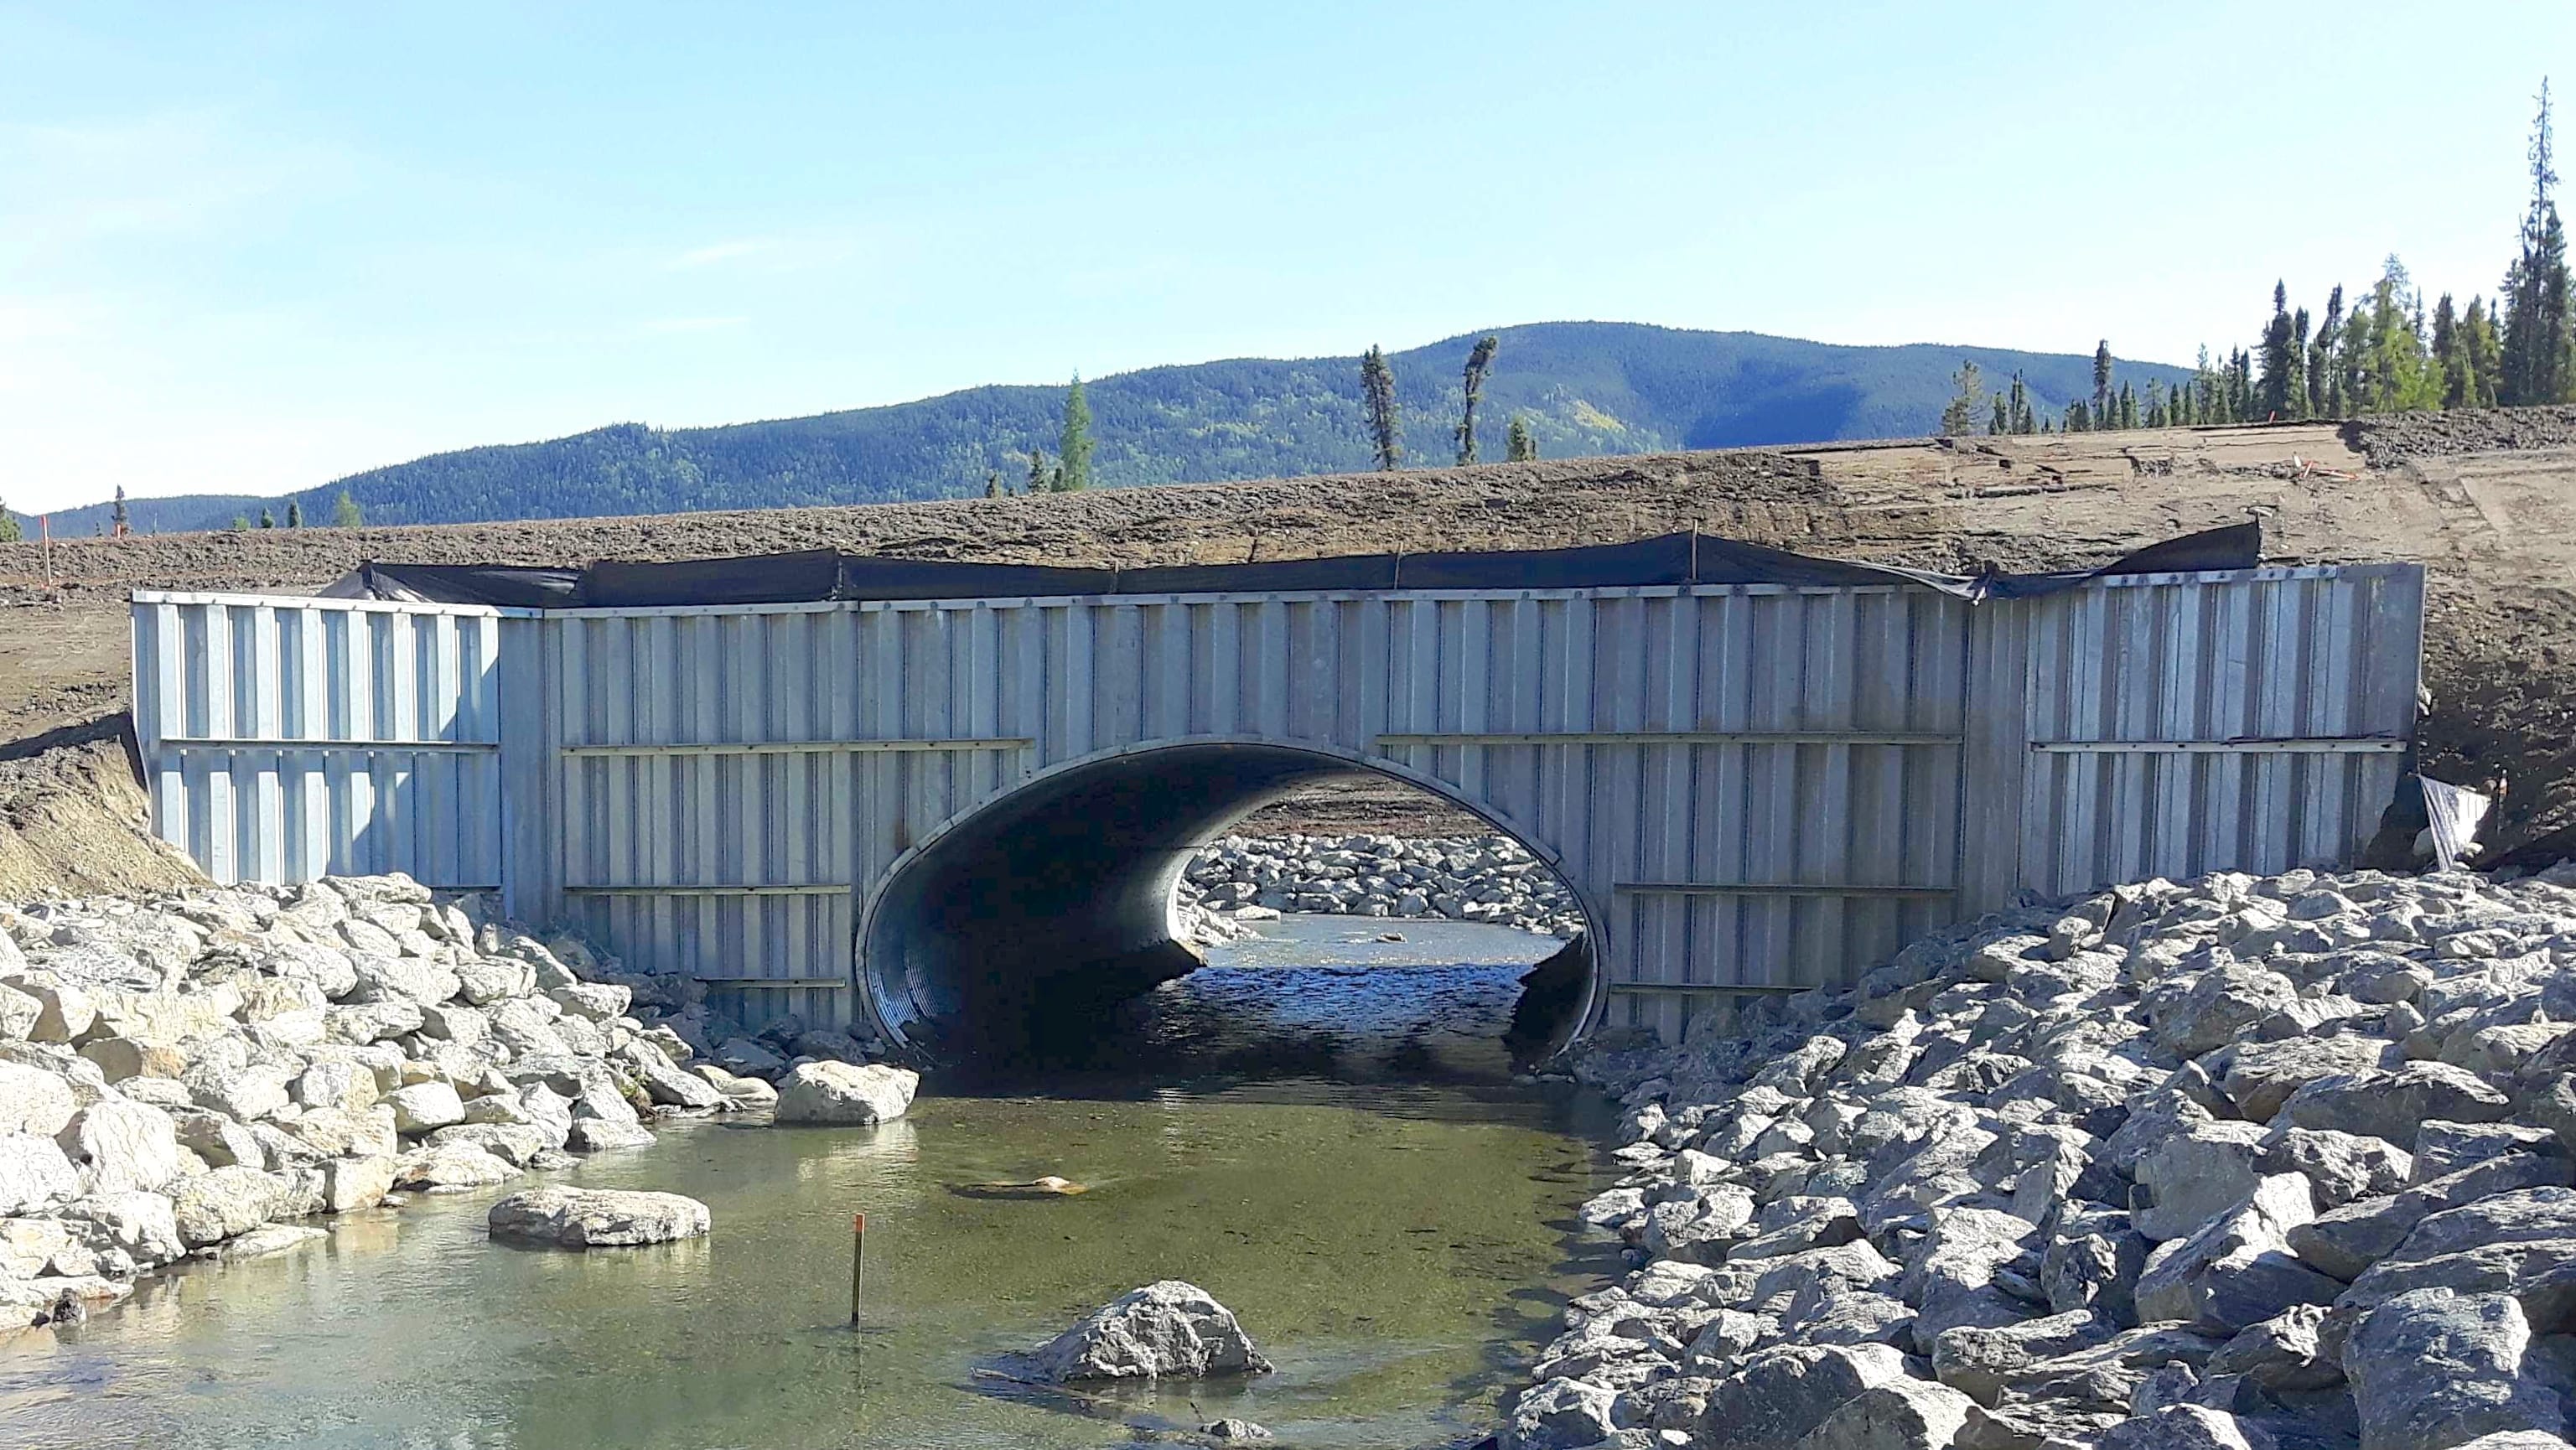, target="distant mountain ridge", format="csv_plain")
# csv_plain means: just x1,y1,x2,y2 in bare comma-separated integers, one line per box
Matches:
17,323,2189,534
